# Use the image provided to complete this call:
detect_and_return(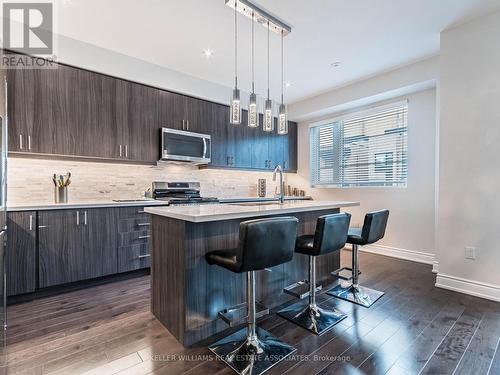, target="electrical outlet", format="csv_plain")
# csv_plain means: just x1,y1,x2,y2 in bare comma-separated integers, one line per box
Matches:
465,246,476,260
